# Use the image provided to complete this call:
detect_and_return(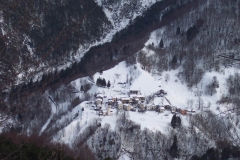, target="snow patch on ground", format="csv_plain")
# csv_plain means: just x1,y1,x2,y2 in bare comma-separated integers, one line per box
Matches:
53,101,117,146
128,111,172,134
118,153,131,160
145,27,166,46
52,60,239,147
72,0,161,66
39,102,57,135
